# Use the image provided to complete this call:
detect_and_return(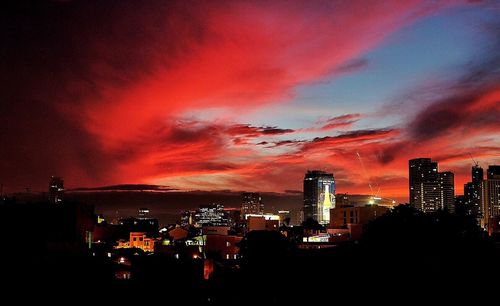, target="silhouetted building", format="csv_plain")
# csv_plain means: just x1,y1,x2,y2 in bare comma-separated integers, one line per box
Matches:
241,192,264,216
473,165,484,183
0,201,94,254
409,158,438,211
462,165,484,218
205,235,242,260
438,171,455,213
330,205,389,229
49,176,64,204
335,193,349,208
303,170,336,225
455,195,466,215
409,158,454,213
224,208,243,233
483,165,500,227
246,214,280,231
